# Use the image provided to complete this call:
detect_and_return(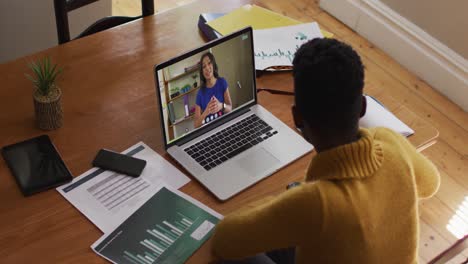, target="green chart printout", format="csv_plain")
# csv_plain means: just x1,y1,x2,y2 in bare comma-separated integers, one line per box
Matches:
92,186,222,264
